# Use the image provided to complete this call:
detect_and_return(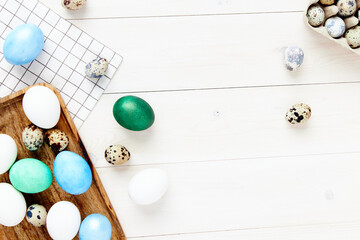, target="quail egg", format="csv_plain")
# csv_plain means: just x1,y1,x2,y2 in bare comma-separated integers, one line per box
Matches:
325,16,346,38
337,0,356,17
45,129,69,152
22,124,44,151
345,26,360,48
62,0,86,10
105,145,130,165
307,5,325,27
320,0,335,5
26,204,47,227
283,46,304,71
286,103,312,124
85,57,109,80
